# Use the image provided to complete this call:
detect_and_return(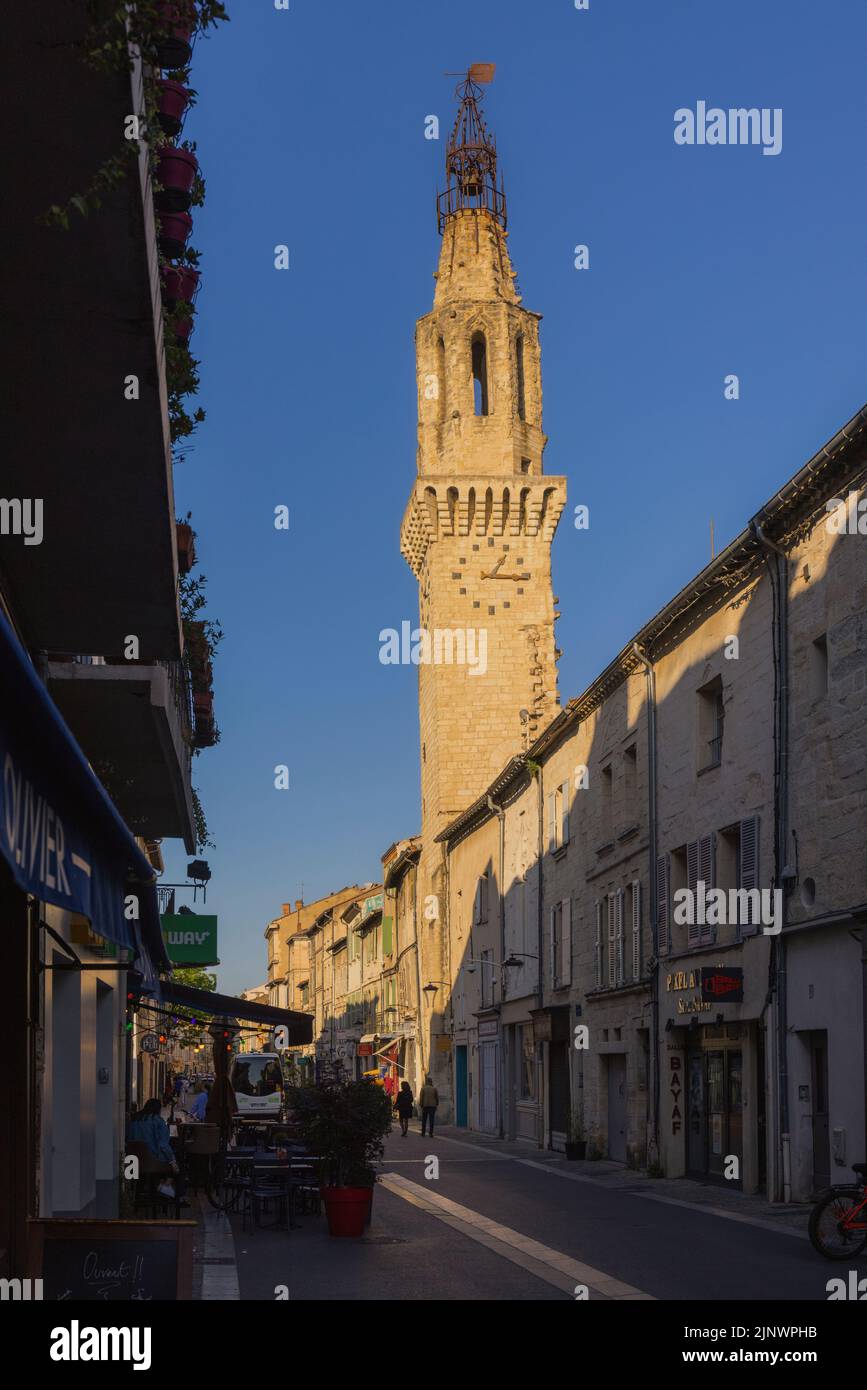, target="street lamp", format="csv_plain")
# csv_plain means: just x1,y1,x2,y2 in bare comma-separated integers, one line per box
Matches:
502,951,538,969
